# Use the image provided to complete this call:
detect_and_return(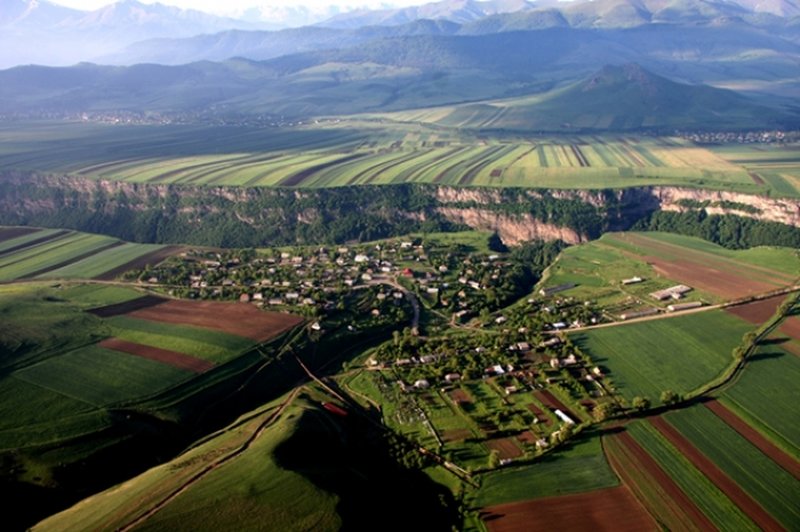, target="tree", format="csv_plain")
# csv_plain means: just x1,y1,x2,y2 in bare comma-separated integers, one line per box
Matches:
631,396,651,412
487,232,508,253
660,390,681,405
488,449,501,469
593,402,616,421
